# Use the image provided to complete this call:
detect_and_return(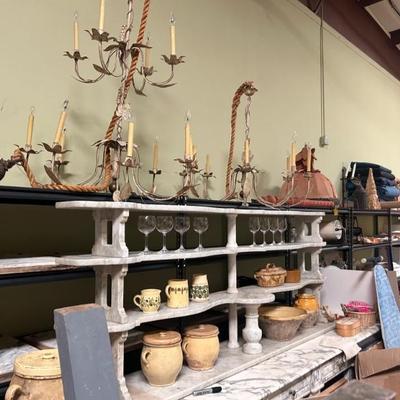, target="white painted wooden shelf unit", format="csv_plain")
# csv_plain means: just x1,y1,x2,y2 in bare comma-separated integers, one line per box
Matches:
55,201,326,400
